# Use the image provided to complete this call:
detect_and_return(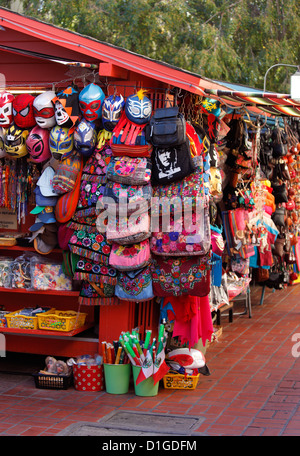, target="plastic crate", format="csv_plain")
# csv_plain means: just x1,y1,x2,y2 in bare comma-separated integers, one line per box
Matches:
163,372,200,390
6,308,55,330
33,372,73,390
37,310,87,332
